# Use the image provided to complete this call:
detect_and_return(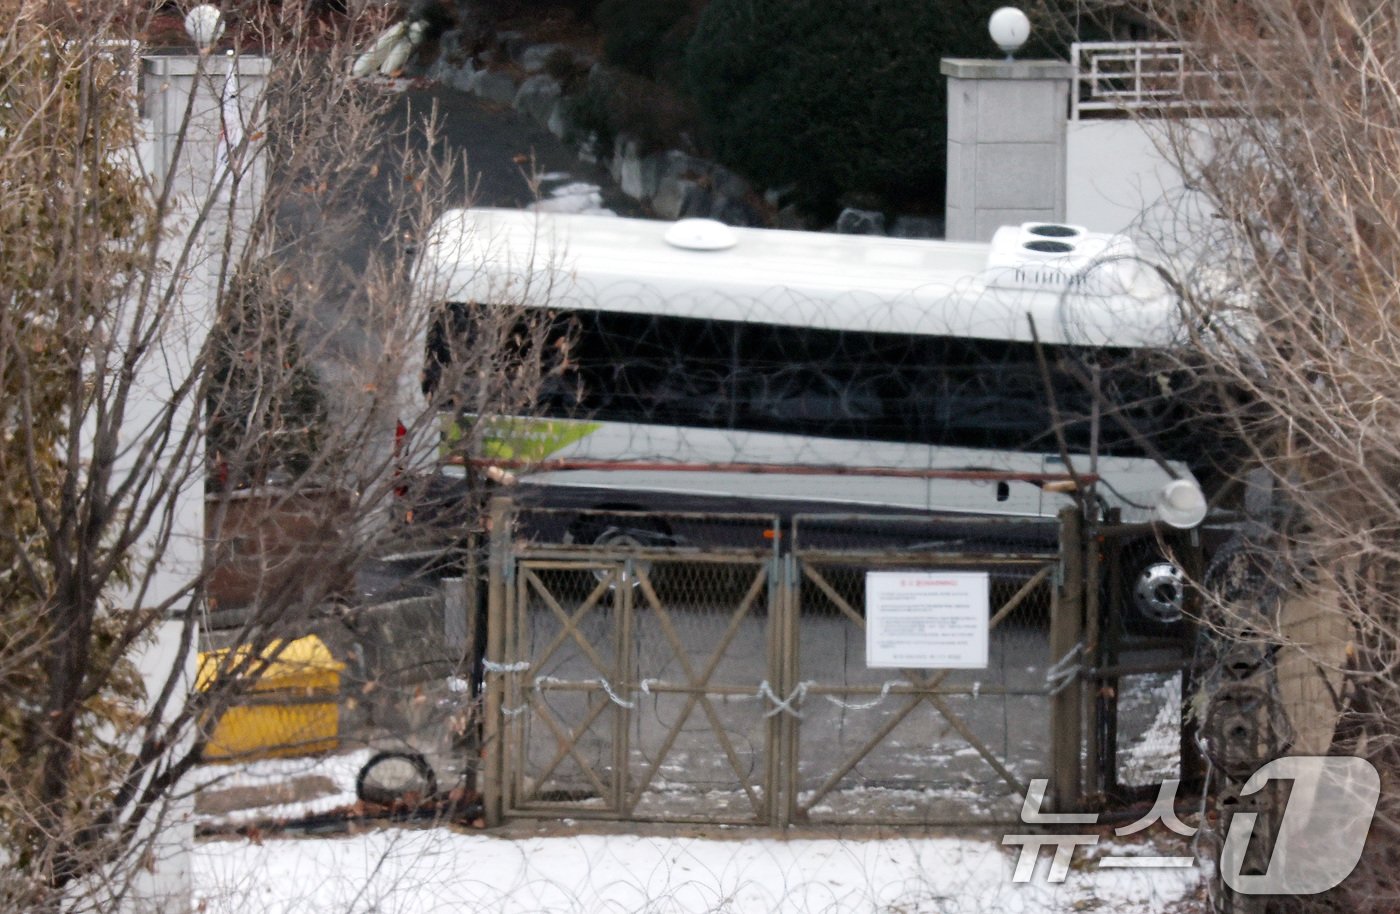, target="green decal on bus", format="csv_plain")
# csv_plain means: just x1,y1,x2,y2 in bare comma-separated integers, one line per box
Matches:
442,415,601,462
